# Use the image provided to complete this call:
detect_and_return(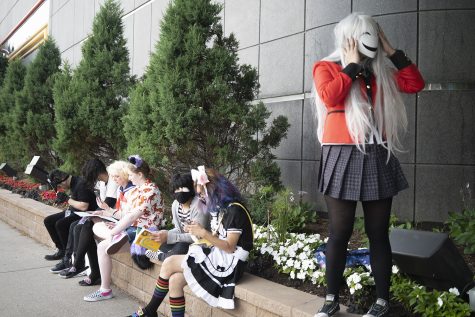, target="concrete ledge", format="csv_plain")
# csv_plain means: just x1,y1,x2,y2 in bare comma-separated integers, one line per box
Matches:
0,189,356,317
